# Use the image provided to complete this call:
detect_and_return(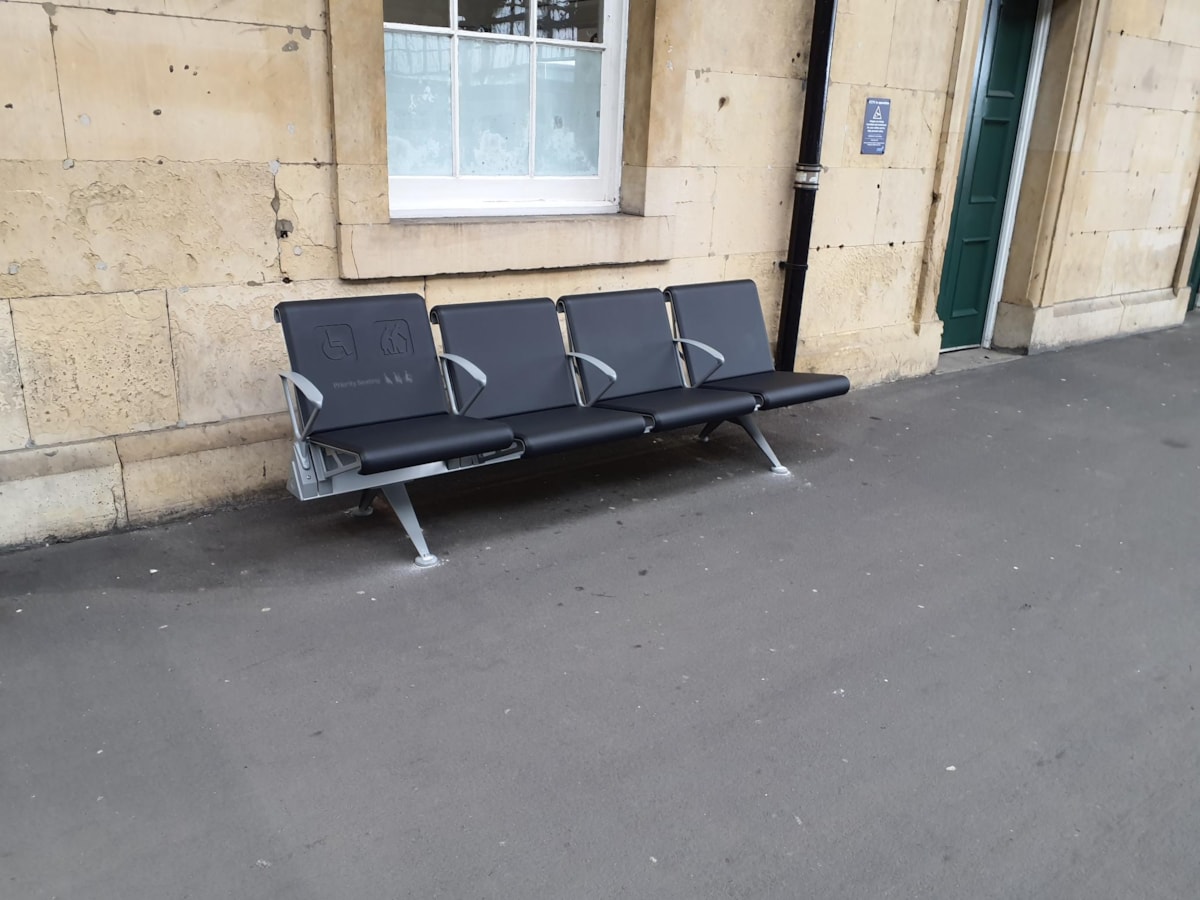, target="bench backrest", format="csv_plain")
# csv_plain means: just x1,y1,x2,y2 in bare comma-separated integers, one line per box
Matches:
666,280,774,381
558,288,684,401
431,298,577,418
274,294,447,432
